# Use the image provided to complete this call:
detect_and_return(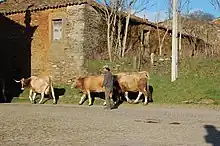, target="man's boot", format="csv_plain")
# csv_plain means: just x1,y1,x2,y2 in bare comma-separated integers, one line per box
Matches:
104,97,111,110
